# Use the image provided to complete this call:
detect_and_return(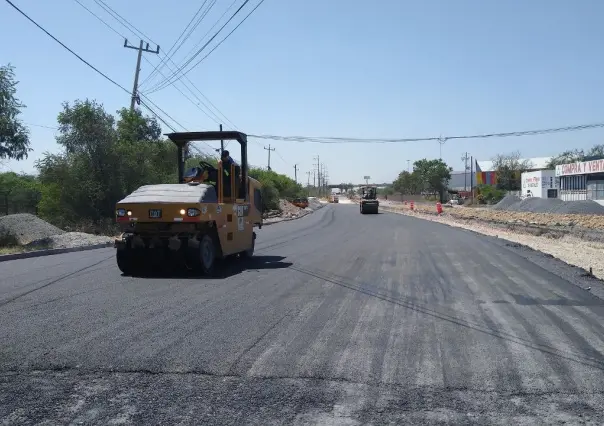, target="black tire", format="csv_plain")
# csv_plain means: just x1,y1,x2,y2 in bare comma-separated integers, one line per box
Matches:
241,233,255,258
116,248,135,276
199,234,217,274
